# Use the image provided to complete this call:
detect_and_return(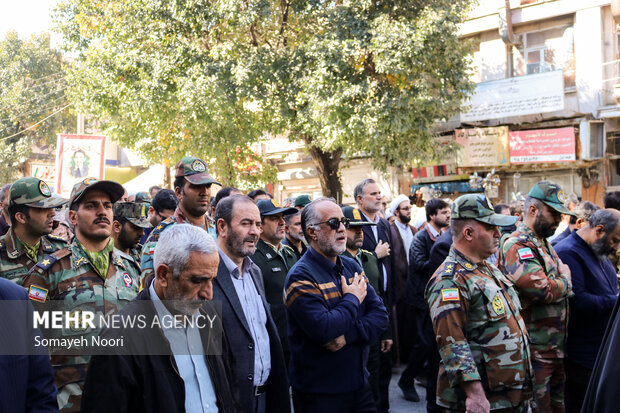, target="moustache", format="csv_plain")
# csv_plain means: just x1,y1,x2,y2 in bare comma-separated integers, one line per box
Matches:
93,217,110,225
244,235,258,243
